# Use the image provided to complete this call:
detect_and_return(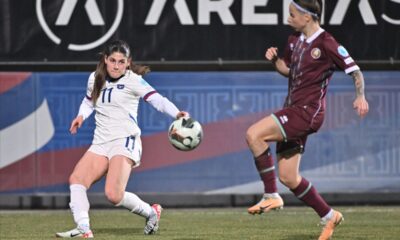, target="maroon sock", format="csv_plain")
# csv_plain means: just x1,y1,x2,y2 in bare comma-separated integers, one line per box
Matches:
291,177,331,217
254,148,277,193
